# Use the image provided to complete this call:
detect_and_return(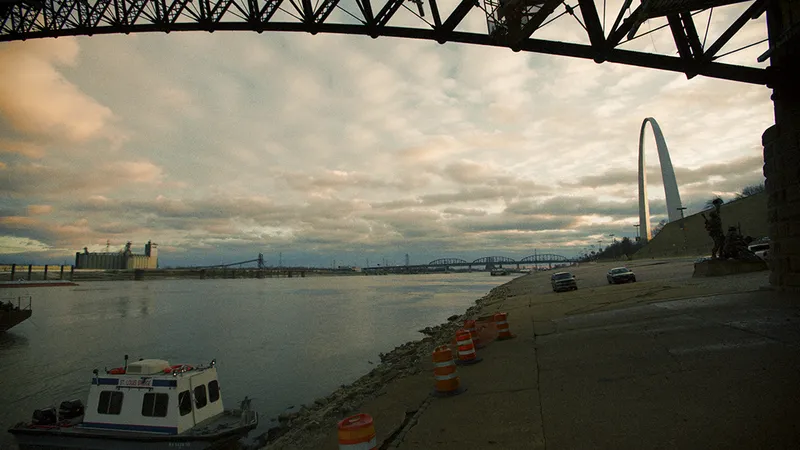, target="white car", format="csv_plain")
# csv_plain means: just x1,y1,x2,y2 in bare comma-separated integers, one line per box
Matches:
747,242,770,261
551,272,577,292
